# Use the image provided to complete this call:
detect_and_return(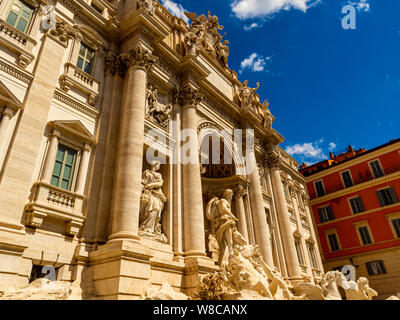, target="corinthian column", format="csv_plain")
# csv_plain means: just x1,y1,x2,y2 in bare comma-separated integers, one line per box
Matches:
247,137,274,267
176,84,207,258
266,148,302,279
109,47,157,242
